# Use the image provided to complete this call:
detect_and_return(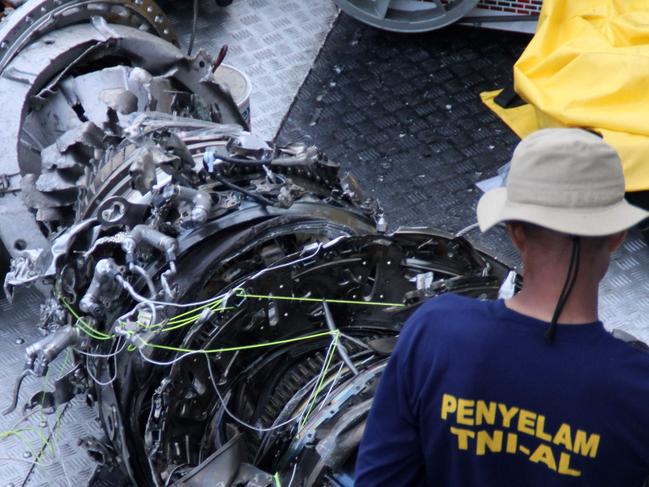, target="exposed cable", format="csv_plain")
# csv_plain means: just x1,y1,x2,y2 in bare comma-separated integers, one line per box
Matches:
130,263,157,298
298,333,339,430
187,0,199,56
204,352,326,433
84,338,125,387
137,330,337,356
286,463,298,487
235,289,405,308
211,172,274,206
